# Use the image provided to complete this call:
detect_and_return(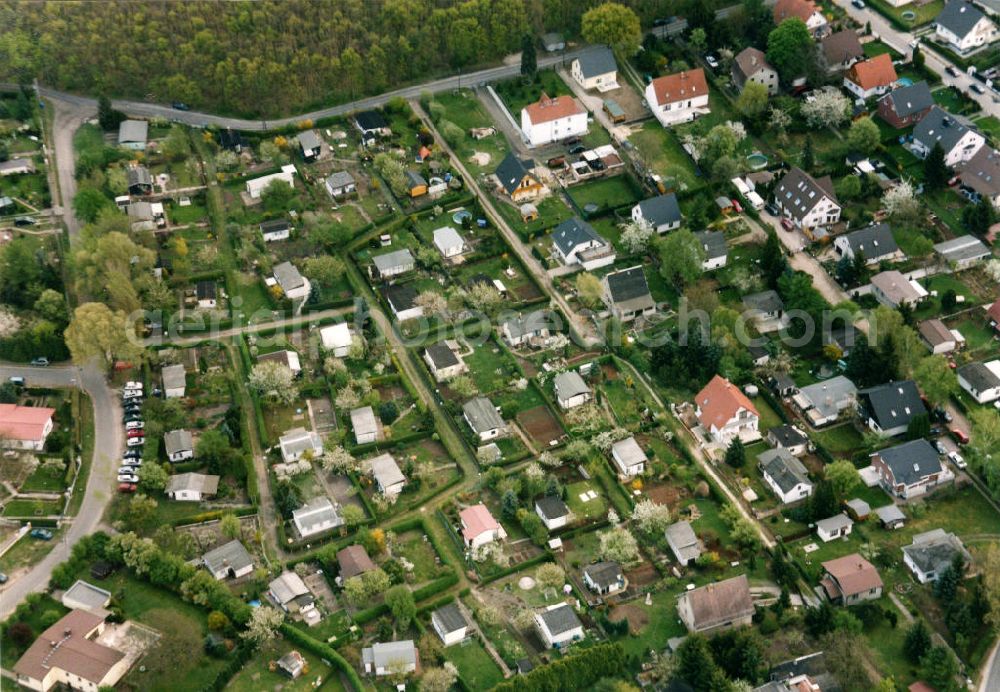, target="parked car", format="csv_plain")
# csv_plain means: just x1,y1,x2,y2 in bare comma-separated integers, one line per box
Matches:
971,84,986,95
934,439,948,455
764,202,779,216
547,156,566,168
123,449,142,460
124,381,143,390
851,0,865,7
172,102,190,111
125,421,145,431
118,473,139,484
948,451,967,469
122,458,142,467
30,528,53,540
126,429,144,439
118,466,140,476
122,390,143,400
731,198,743,213
568,144,586,155
950,428,970,445
0,572,7,583
30,357,49,367
945,66,958,77
8,376,25,387
933,407,953,423
14,216,36,227
704,54,719,69
118,483,137,493
564,136,581,146
780,217,794,231
126,437,144,447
